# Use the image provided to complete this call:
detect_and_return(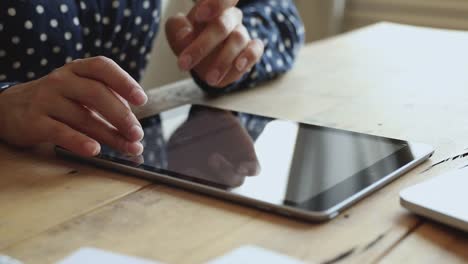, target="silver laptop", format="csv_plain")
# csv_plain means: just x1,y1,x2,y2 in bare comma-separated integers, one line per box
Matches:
400,167,468,232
